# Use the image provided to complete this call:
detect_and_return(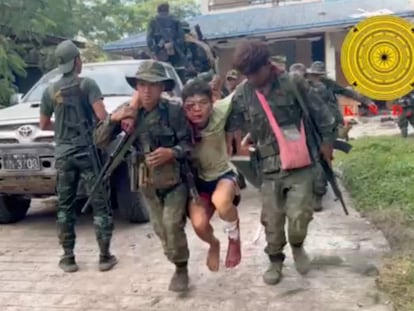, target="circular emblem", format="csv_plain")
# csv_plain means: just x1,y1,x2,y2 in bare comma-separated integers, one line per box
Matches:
17,125,34,137
341,15,414,101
